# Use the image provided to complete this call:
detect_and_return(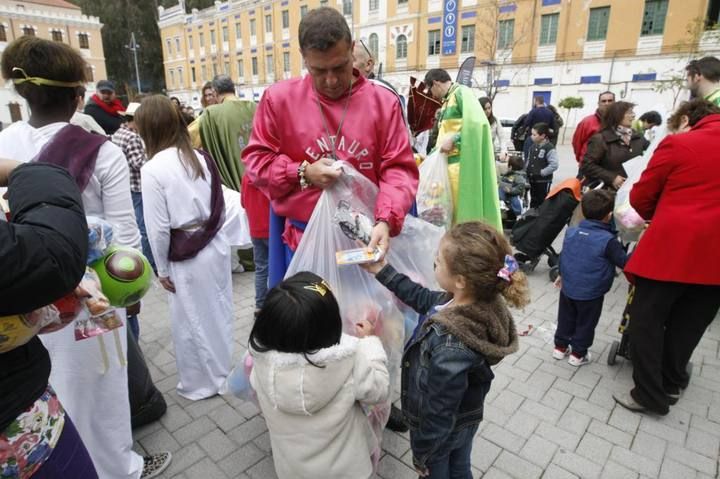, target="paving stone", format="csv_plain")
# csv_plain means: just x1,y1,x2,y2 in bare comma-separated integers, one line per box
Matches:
481,422,525,454
491,389,526,415
601,460,640,479
376,454,416,479
637,416,687,445
198,428,239,462
520,399,564,423
541,464,579,479
218,443,265,477
381,429,411,458
685,428,720,459
208,403,247,433
552,450,603,479
228,416,268,446
482,466,515,479
185,457,228,479
658,458,699,479
665,444,718,476
494,450,543,479
629,430,667,462
576,433,612,465
173,417,218,446
587,419,634,448
535,422,582,451
160,404,194,432
133,420,164,440
556,408,591,437
520,436,558,469
139,426,181,454
163,443,207,477
567,397,611,422
552,378,593,400
505,409,541,439
540,388,573,413
608,404,642,434
609,446,661,477
470,435,502,472
251,431,272,454
185,395,227,419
